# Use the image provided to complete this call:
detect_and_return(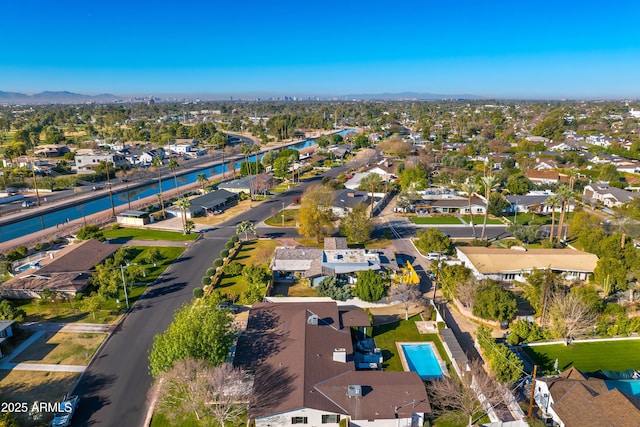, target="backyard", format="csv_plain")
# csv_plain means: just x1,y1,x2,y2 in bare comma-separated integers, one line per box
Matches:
523,339,640,373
